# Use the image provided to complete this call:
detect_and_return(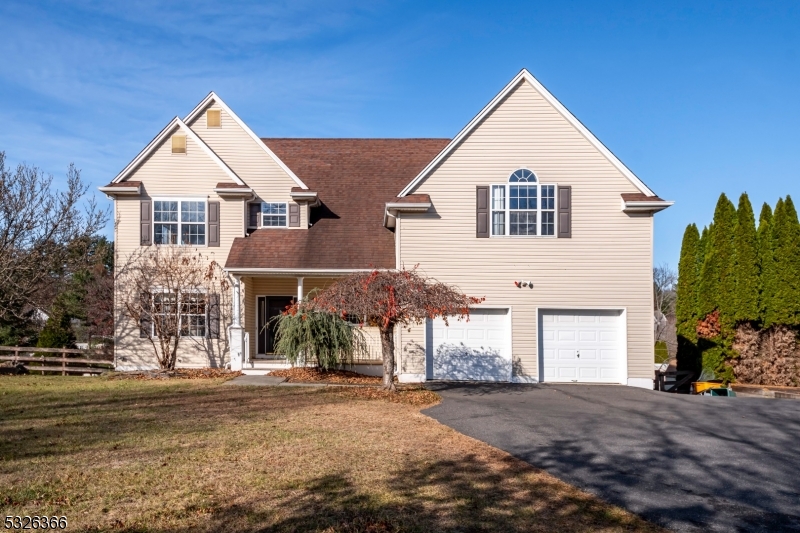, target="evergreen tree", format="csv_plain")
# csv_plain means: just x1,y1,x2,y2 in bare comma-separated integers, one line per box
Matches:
733,193,759,323
758,203,774,325
770,196,800,326
36,310,75,349
698,194,737,325
676,224,701,375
